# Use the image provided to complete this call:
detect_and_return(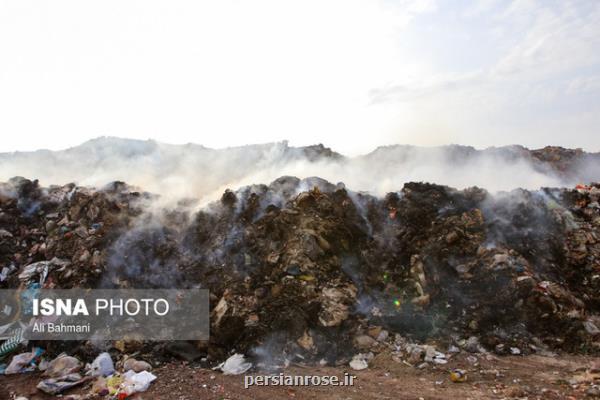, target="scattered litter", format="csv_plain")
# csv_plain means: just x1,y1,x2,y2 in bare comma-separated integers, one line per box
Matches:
18,258,70,285
37,373,88,395
86,352,114,377
215,354,252,375
91,376,109,395
349,353,372,371
105,375,124,396
450,369,467,383
0,265,16,282
43,354,82,378
119,370,157,395
4,347,44,374
0,172,598,396
123,357,152,373
0,324,25,359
